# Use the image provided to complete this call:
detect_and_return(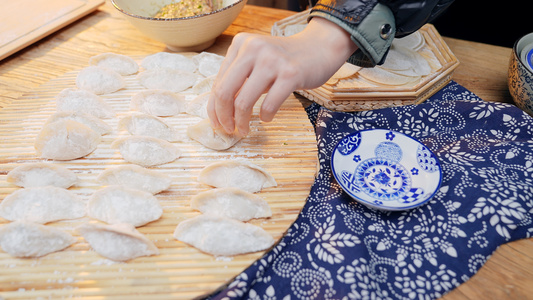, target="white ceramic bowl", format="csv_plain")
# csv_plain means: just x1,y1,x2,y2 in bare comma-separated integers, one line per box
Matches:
331,129,442,211
111,0,246,52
